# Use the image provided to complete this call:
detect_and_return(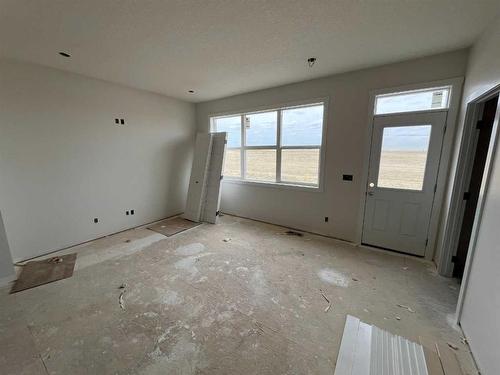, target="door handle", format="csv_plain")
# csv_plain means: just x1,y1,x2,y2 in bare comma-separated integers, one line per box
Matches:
367,191,374,196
